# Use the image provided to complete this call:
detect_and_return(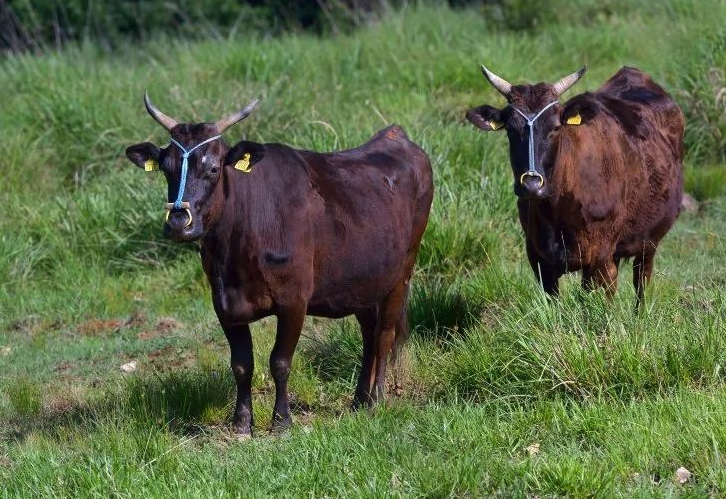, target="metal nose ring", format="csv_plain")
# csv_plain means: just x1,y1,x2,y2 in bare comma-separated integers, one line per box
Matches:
164,202,193,228
520,171,545,190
